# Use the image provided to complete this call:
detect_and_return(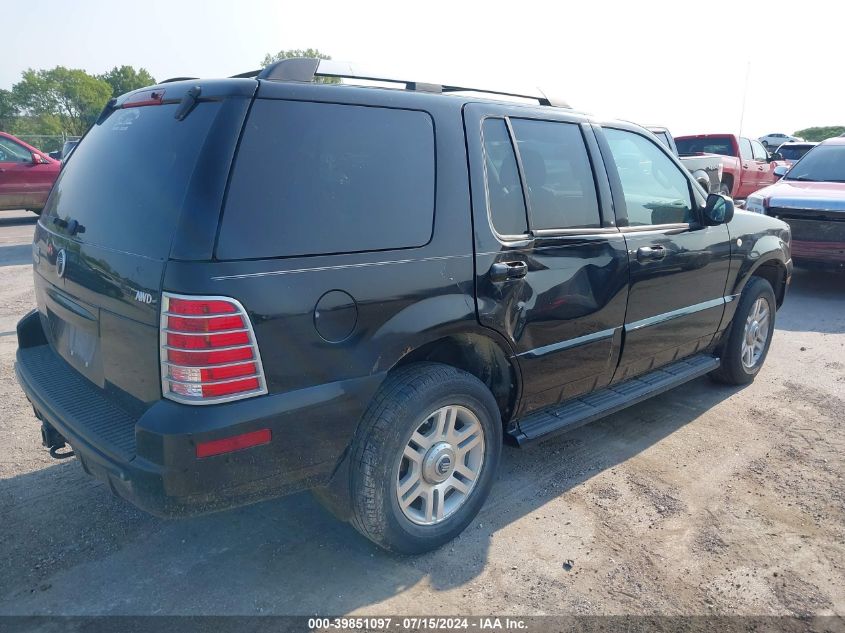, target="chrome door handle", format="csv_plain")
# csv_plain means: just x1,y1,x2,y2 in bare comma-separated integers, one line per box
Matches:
490,261,528,282
637,246,666,261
